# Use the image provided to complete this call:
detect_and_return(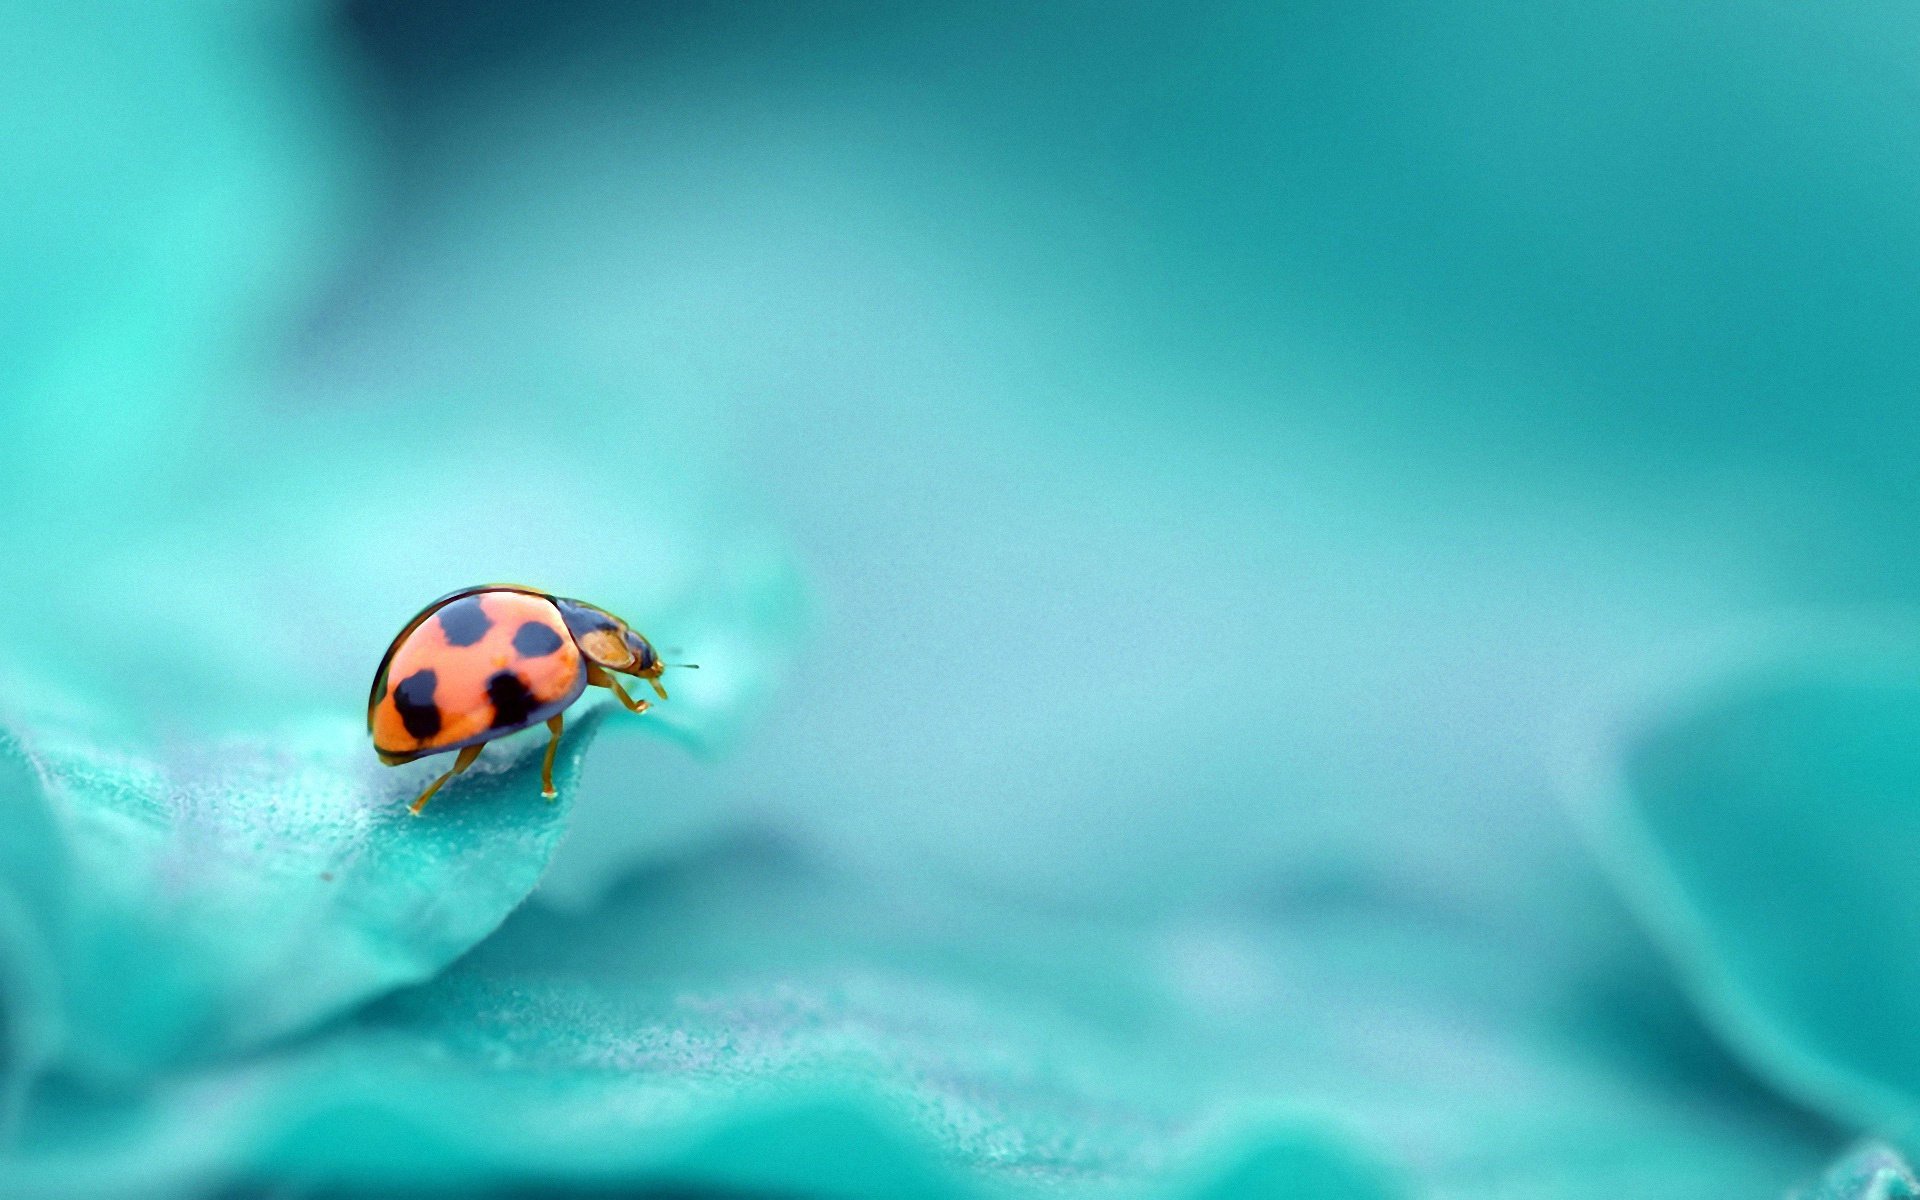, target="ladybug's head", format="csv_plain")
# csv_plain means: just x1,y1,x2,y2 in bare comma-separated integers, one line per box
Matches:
622,629,662,677
555,597,666,680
